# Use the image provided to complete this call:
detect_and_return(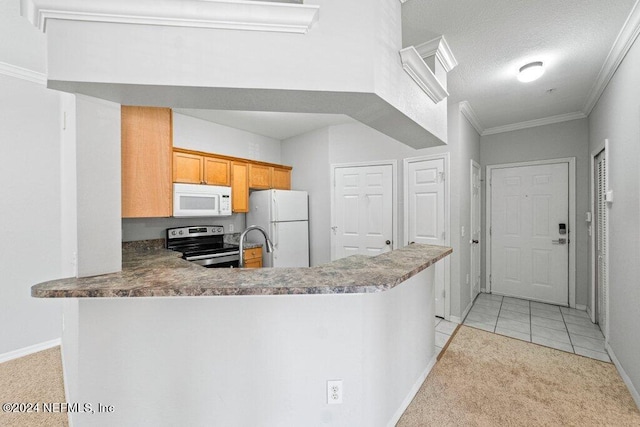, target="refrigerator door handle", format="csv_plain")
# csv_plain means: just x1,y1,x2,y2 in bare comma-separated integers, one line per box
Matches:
273,222,278,249
273,193,279,223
